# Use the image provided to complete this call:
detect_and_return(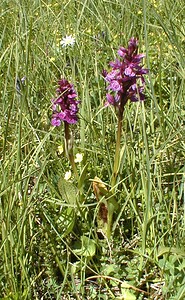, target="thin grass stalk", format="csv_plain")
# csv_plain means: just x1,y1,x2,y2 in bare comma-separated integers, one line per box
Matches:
139,102,155,273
